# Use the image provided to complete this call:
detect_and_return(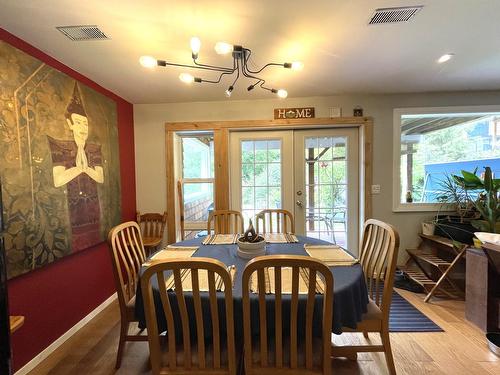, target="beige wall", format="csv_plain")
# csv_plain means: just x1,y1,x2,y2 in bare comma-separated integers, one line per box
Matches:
134,90,500,262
